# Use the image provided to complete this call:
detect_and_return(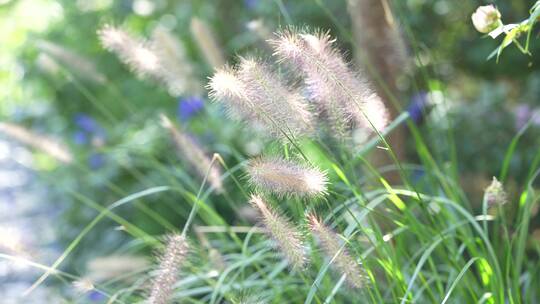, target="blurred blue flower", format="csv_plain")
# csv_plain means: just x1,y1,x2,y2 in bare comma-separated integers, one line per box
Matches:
72,114,108,170
411,168,425,183
514,104,532,130
177,96,204,120
74,113,99,133
73,113,106,146
244,0,258,10
88,153,105,169
513,104,540,130
73,130,88,145
88,290,105,302
407,92,429,124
